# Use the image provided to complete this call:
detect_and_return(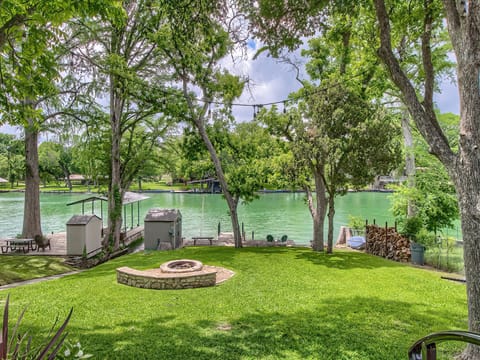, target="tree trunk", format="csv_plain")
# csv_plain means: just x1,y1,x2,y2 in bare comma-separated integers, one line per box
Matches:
401,109,416,217
63,169,72,191
181,74,242,247
195,119,242,247
103,69,124,253
455,173,480,358
308,163,327,252
327,193,335,254
22,123,42,238
452,39,480,355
